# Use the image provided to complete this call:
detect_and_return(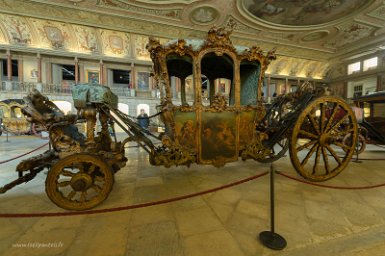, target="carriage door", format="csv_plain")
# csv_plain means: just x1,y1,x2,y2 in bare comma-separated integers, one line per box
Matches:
198,52,238,165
